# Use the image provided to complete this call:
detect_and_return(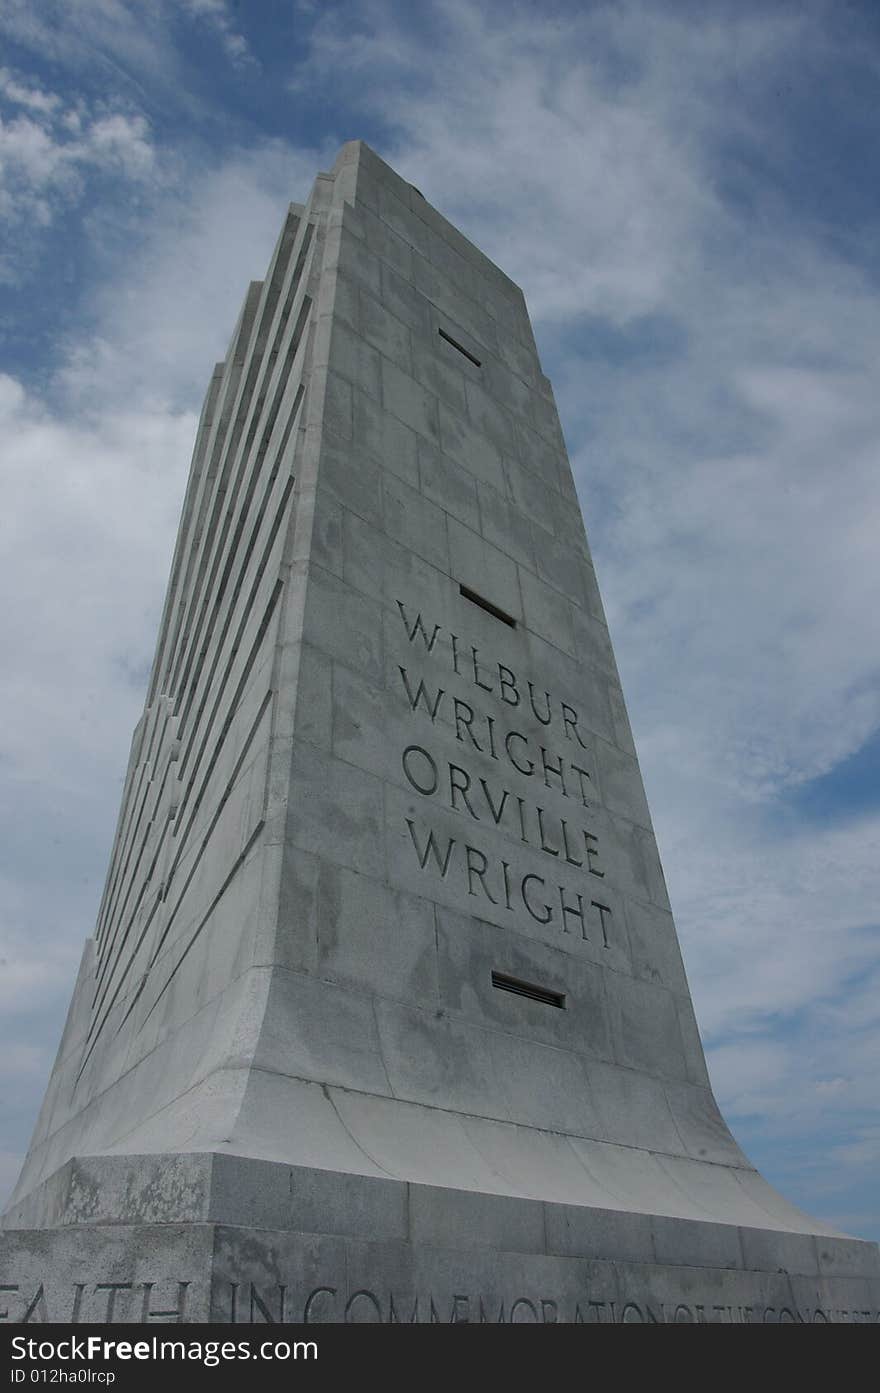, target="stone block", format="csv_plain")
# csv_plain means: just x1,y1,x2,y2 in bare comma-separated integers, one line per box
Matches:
504,453,559,535
380,260,432,336
381,357,441,443
358,286,413,372
315,862,438,1003
438,399,506,490
382,470,450,572
352,388,420,486
284,743,384,875
412,336,468,415
477,481,536,569
418,441,480,530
